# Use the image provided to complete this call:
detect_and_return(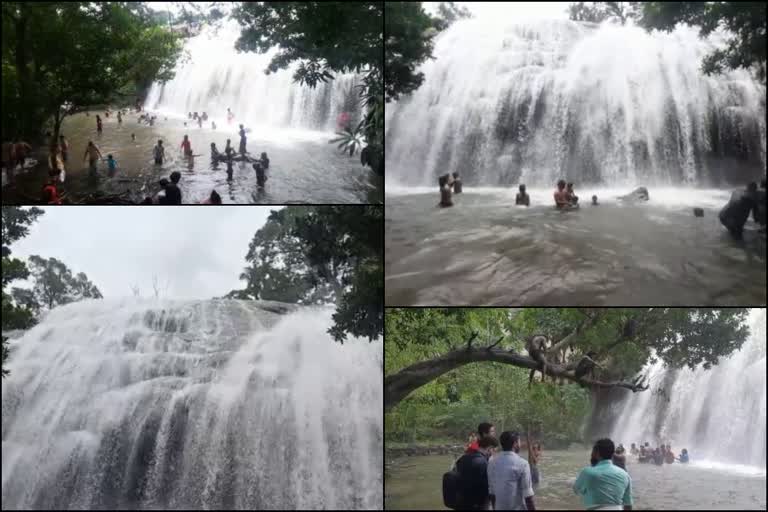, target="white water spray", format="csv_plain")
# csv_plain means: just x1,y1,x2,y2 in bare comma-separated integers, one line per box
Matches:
1,299,382,509
386,19,766,186
145,22,362,133
610,309,766,470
